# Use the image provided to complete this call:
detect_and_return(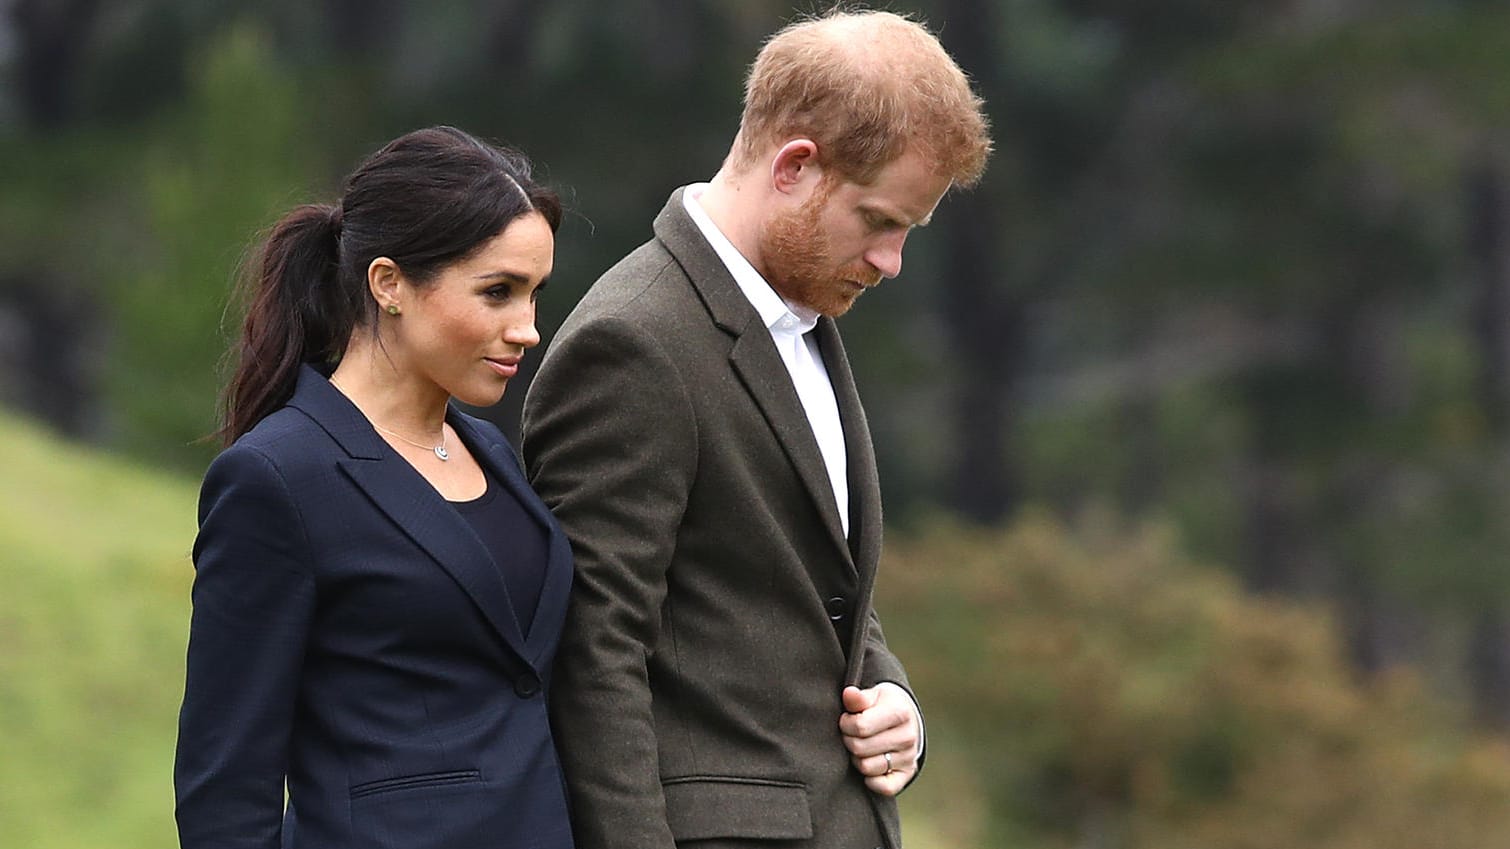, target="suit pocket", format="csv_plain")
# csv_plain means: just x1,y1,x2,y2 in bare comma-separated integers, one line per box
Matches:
662,776,813,842
348,769,522,849
349,768,482,799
